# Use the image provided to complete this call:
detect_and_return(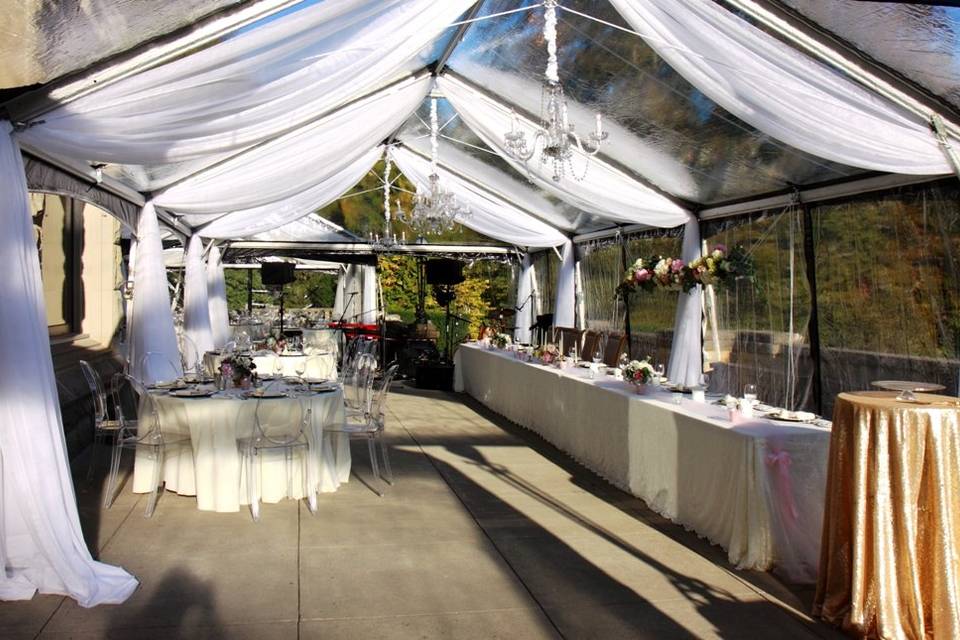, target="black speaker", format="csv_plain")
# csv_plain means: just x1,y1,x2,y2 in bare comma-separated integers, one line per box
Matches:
261,262,296,286
425,258,464,285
